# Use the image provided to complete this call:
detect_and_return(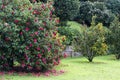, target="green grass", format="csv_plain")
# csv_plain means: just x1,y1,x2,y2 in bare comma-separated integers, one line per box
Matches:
1,55,120,80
